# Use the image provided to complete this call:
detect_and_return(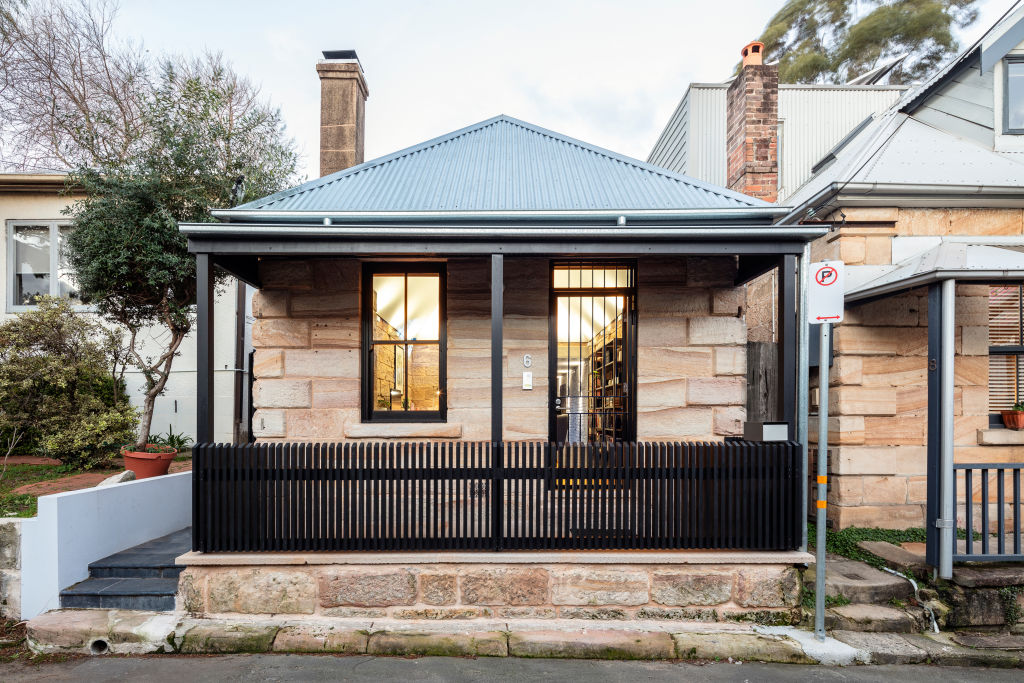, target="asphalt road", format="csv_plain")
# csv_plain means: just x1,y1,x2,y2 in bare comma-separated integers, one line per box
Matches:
5,655,1023,682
